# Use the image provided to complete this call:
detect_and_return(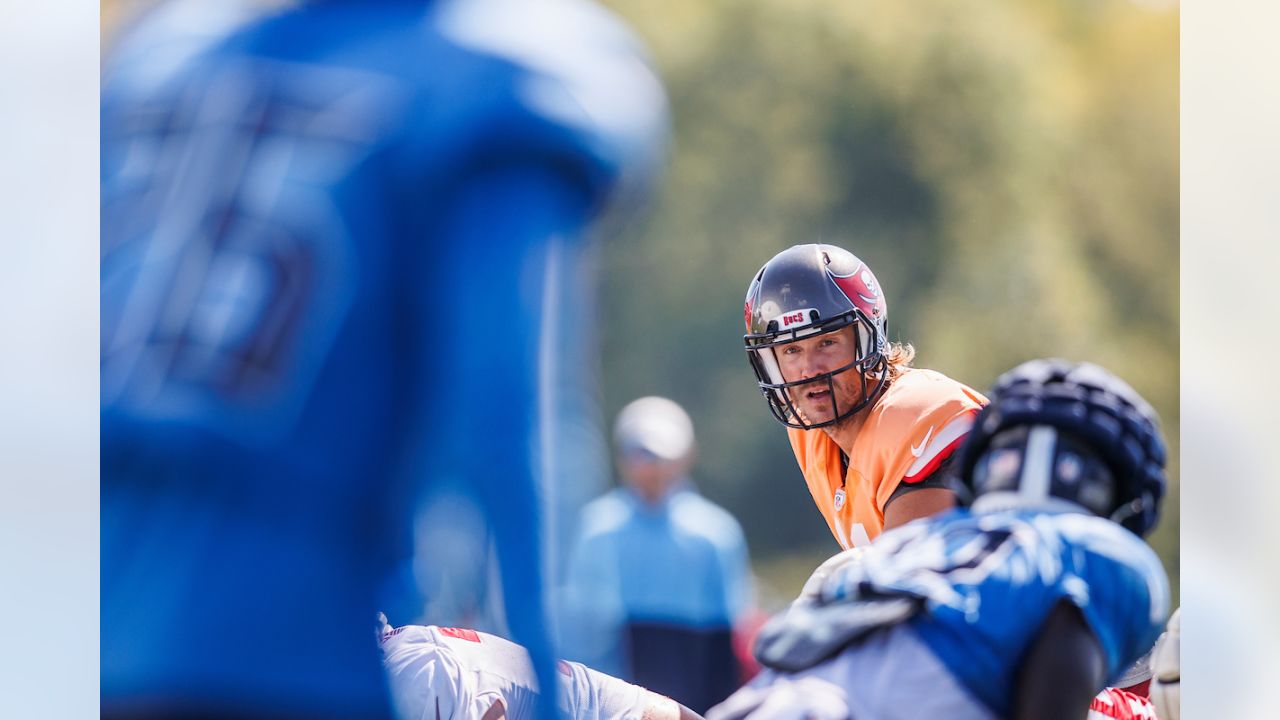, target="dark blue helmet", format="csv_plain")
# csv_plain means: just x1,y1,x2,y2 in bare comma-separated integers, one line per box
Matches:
956,359,1167,537
743,244,890,429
